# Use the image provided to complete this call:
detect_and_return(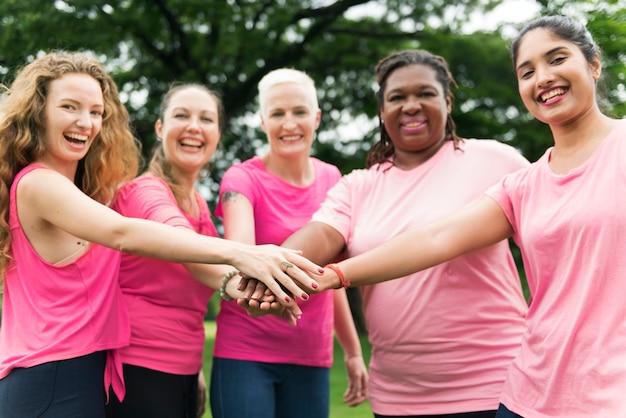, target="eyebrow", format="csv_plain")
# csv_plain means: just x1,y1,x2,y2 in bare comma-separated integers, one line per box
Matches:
516,46,569,71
